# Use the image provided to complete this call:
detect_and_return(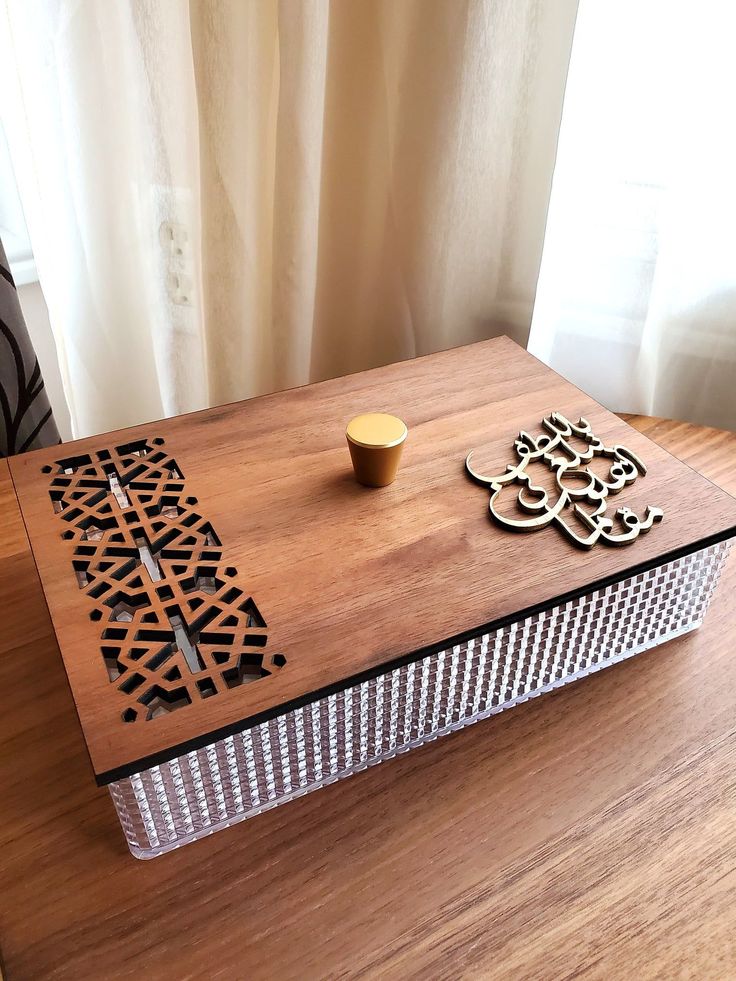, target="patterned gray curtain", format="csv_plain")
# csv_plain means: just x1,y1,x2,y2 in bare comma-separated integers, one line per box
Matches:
0,237,60,456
